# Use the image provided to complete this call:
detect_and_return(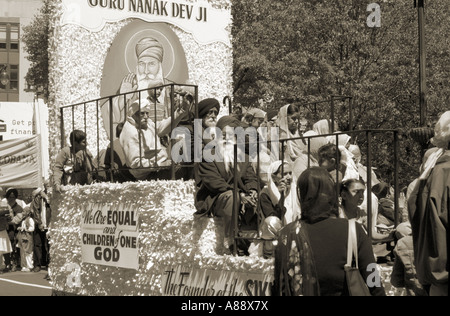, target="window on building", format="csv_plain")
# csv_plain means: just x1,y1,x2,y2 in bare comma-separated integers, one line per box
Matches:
0,24,6,49
0,22,20,102
0,23,19,51
9,24,19,51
